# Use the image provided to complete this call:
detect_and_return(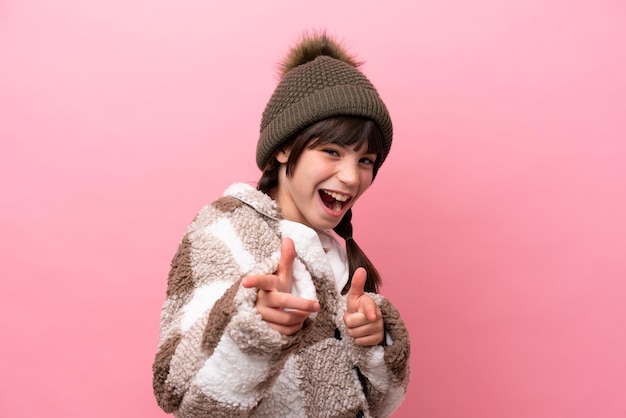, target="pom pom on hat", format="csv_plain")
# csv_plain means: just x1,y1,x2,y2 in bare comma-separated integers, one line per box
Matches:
279,32,362,76
256,31,393,170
